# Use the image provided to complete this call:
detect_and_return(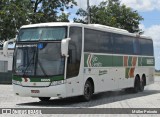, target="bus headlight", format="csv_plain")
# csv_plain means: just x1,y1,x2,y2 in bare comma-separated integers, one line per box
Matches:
50,80,64,86
12,80,22,85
